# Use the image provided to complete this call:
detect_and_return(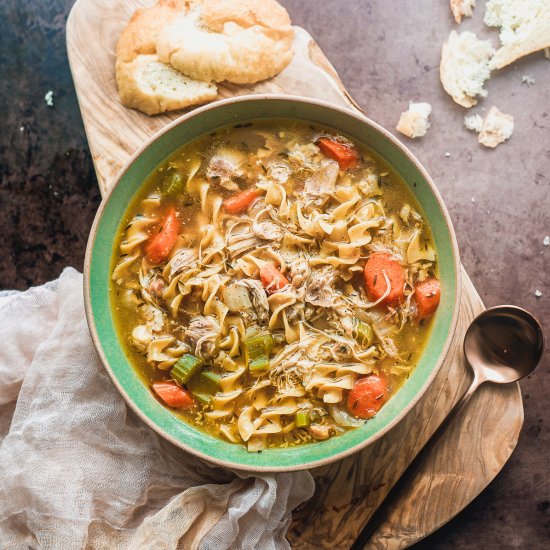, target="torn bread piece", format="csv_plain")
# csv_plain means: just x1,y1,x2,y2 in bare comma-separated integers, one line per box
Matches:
464,114,483,132
485,0,550,70
116,54,217,116
396,102,432,138
479,107,514,147
157,0,295,84
464,107,514,147
440,31,495,108
115,0,217,115
450,0,476,24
